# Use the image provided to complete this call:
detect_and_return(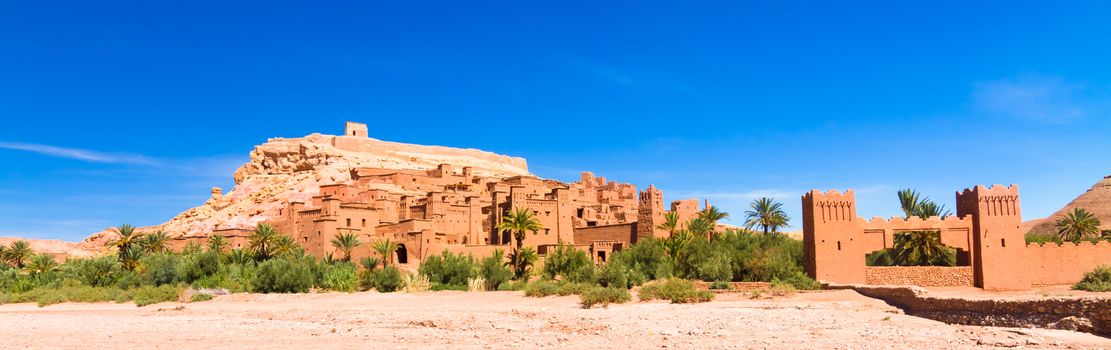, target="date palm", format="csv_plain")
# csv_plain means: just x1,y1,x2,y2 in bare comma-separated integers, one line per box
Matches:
897,189,951,219
372,239,399,268
0,244,8,267
249,224,281,260
505,246,538,279
698,206,730,226
743,197,791,235
657,212,681,237
6,240,33,268
24,254,58,276
496,208,543,278
891,231,955,266
207,235,228,253
331,232,362,262
686,217,714,239
273,235,299,257
142,231,170,254
106,224,145,266
1056,208,1101,242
